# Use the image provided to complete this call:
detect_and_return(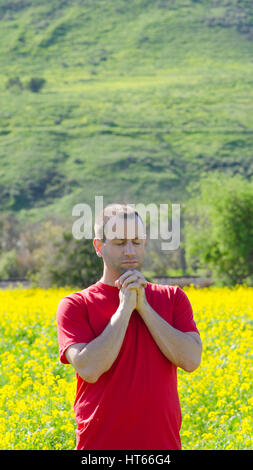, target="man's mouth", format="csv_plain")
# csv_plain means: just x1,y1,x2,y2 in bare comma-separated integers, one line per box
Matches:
122,260,138,264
